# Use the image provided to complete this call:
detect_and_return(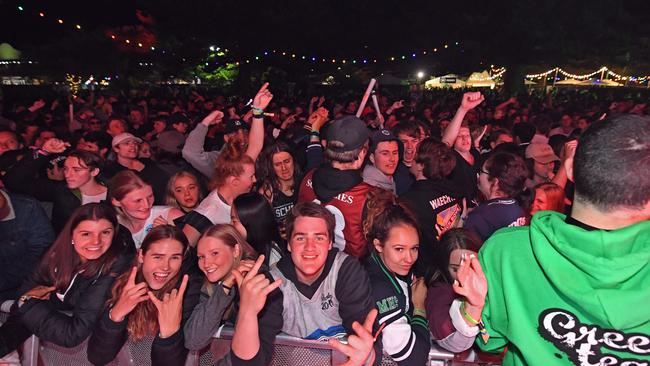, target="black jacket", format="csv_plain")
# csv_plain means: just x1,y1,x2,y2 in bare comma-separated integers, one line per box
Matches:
102,159,170,205
87,263,203,366
0,233,134,357
0,191,55,301
3,152,84,233
365,253,431,366
401,179,465,277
